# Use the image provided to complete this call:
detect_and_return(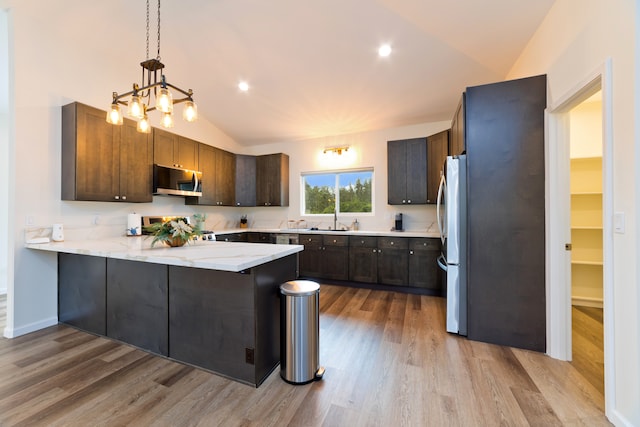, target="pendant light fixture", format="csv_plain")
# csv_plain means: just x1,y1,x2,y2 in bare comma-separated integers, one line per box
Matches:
106,0,197,132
